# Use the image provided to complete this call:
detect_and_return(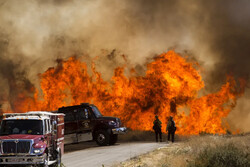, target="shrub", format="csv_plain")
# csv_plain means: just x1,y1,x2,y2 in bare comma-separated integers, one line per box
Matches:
188,143,250,167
